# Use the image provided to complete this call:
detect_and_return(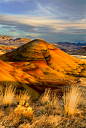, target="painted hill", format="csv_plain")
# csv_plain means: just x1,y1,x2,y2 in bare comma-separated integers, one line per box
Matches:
0,44,18,55
0,39,86,93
